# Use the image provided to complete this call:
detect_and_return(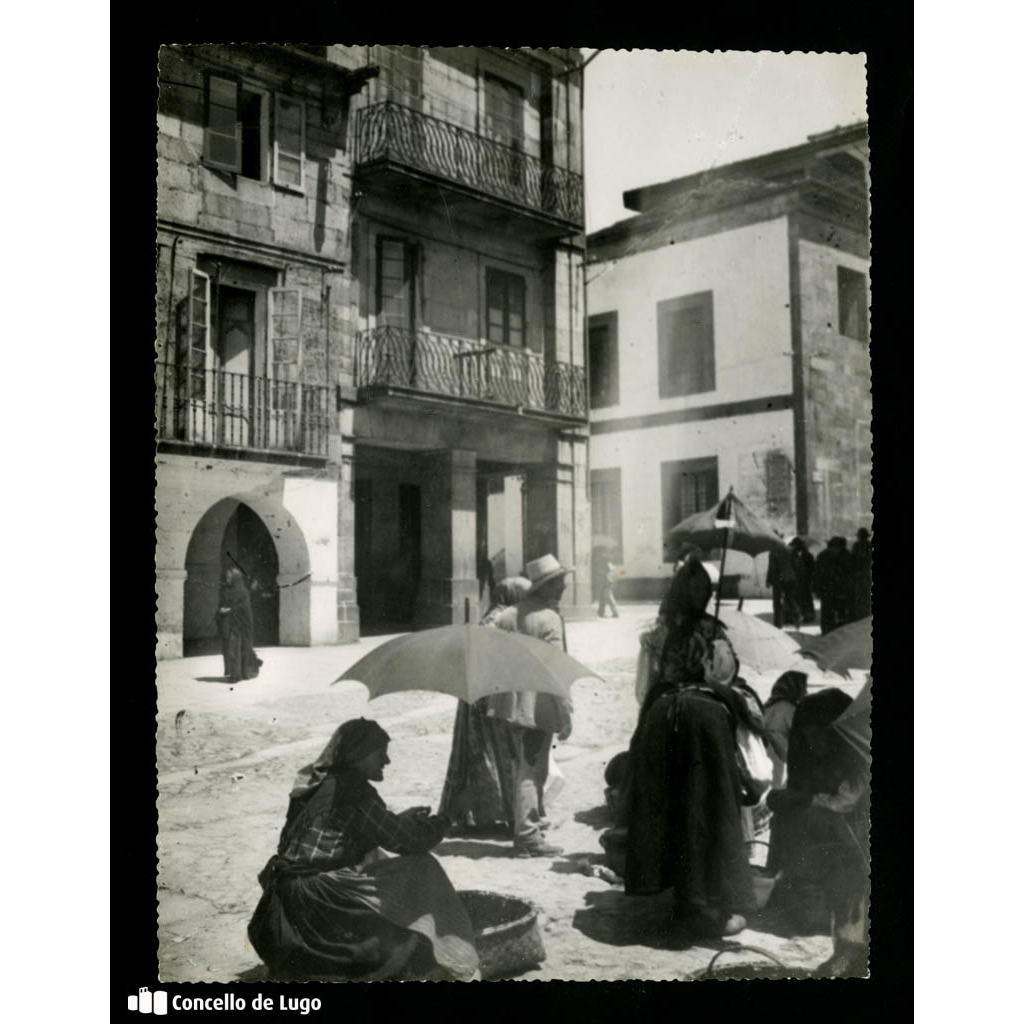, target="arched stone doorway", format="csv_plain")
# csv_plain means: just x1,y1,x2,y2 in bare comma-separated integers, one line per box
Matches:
183,497,304,655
